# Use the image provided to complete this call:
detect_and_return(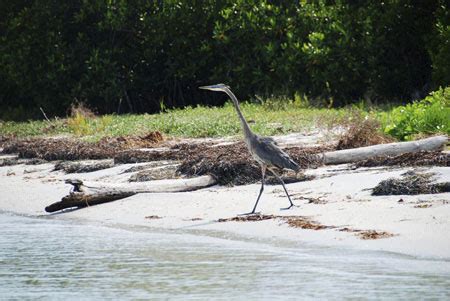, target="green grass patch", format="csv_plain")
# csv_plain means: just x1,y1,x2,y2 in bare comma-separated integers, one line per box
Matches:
1,88,448,141
0,100,349,140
